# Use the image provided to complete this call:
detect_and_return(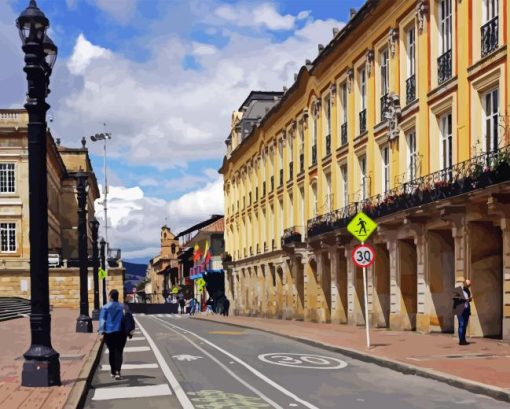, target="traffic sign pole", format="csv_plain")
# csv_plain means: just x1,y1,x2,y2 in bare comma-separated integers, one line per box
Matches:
361,242,371,349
